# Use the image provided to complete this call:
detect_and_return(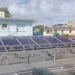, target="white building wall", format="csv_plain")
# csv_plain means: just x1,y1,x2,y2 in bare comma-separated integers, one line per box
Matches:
9,24,17,36
15,25,33,36
57,30,69,35
69,31,75,36
43,31,53,36
24,25,33,36
0,24,16,36
9,25,16,31
0,18,34,37
0,24,33,36
57,30,75,36
63,31,69,34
